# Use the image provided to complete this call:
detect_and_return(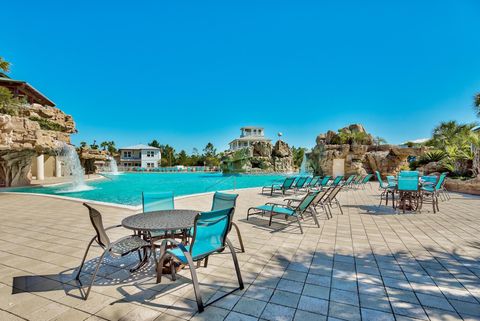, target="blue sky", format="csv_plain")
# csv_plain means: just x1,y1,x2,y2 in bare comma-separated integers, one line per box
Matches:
3,0,480,152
